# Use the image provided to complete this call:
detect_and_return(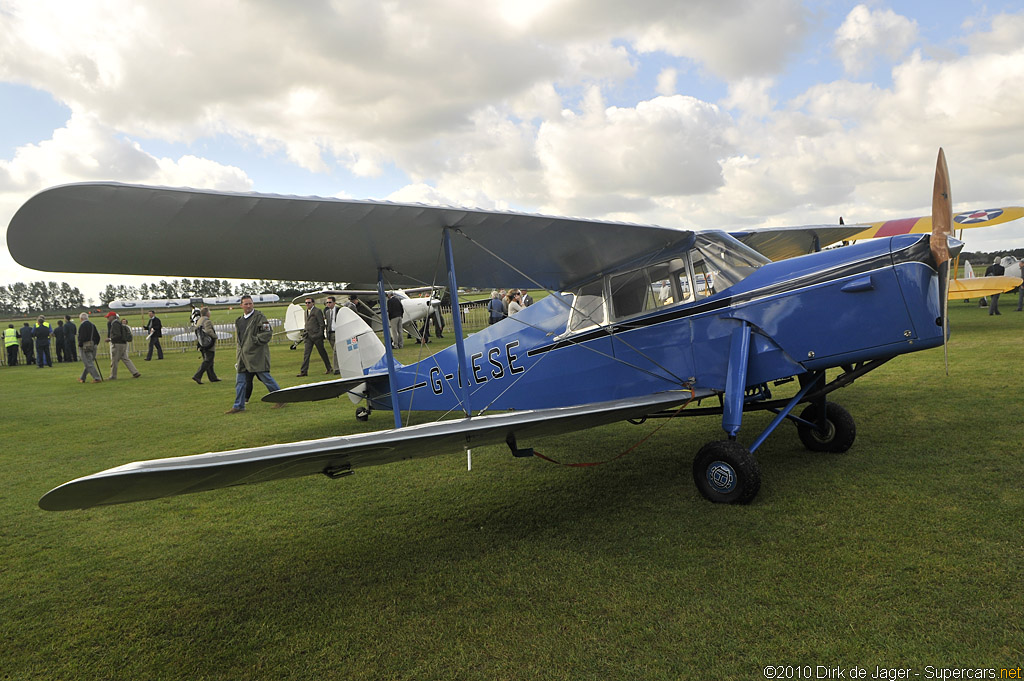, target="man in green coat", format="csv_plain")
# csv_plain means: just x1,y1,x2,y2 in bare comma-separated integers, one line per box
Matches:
226,295,284,414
